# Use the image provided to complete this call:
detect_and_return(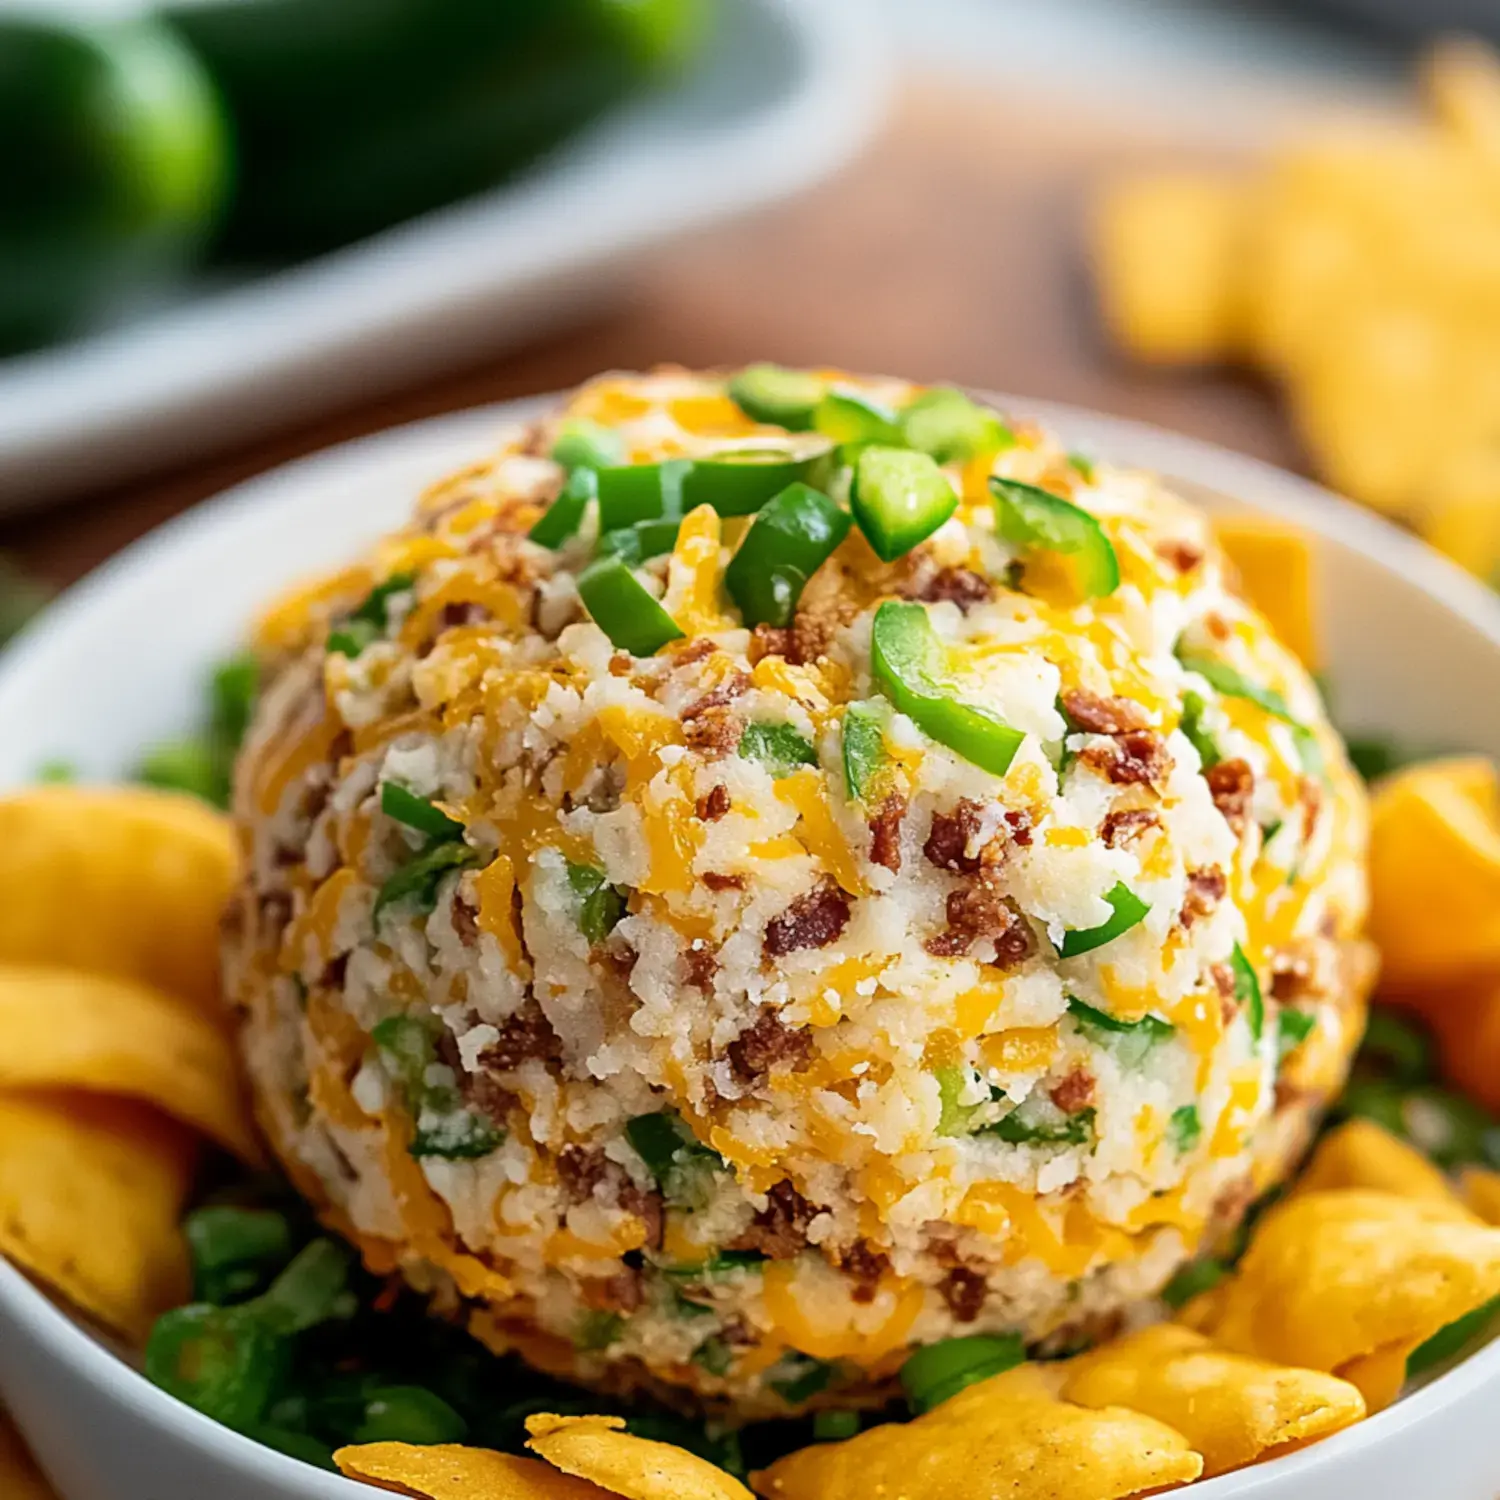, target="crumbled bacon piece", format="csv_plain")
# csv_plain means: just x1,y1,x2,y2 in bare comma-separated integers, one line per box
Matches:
697,784,731,822
764,881,850,957
749,624,792,663
702,871,746,893
684,943,717,992
557,1145,612,1200
619,1180,665,1252
683,672,751,721
840,1241,891,1303
1101,808,1159,847
924,800,985,873
1180,867,1227,928
467,1074,516,1127
674,637,717,666
869,793,907,873
1081,729,1170,787
480,1002,562,1072
1050,1068,1096,1114
1003,809,1034,847
1155,538,1204,574
451,896,480,948
684,706,742,757
582,1268,643,1313
1206,758,1254,831
938,1266,987,1322
728,1008,813,1081
1061,689,1150,736
908,565,993,613
732,1179,816,1260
